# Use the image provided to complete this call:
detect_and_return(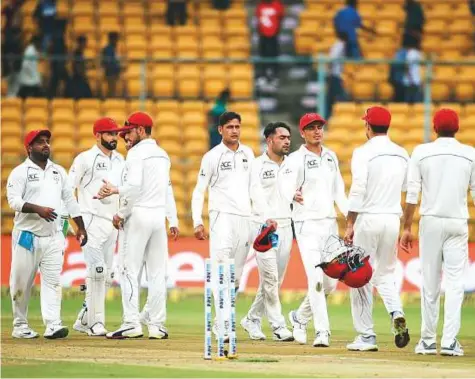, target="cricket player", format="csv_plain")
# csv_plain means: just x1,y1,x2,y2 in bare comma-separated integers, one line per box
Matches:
95,112,179,339
401,109,474,357
241,122,294,342
286,113,348,347
70,118,125,336
192,111,255,341
344,106,410,352
7,129,88,339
